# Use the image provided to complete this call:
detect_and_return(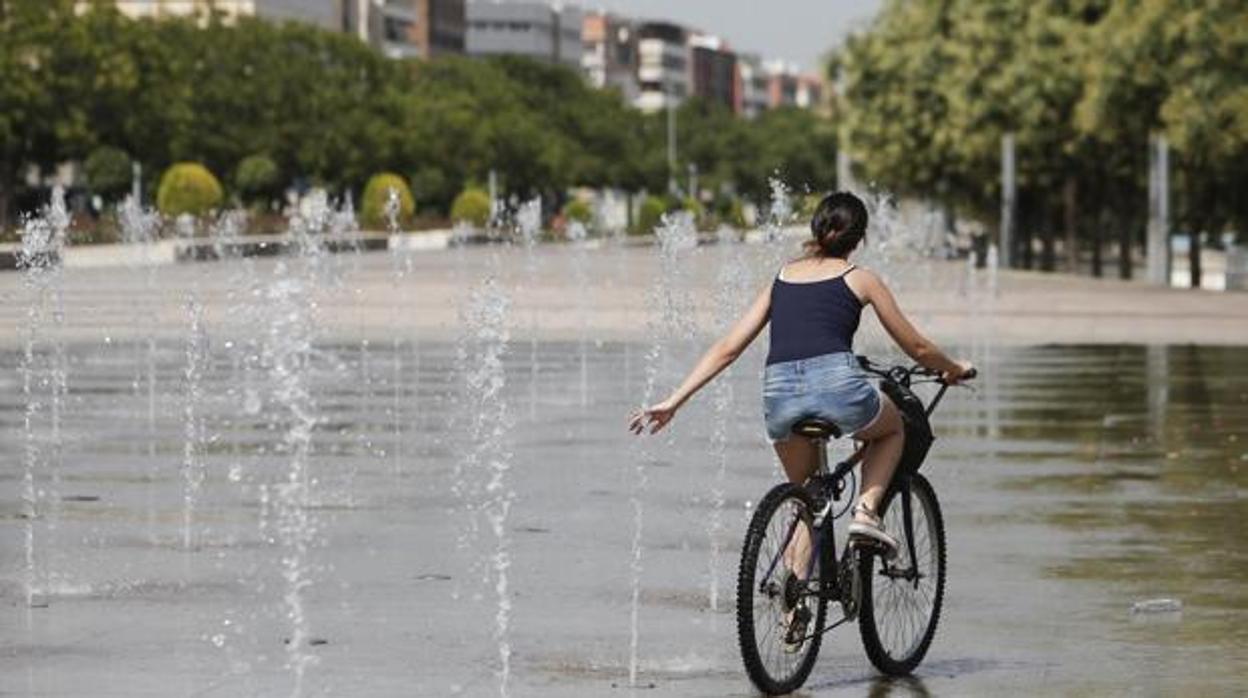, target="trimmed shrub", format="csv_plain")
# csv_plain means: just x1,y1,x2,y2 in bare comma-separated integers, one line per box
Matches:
562,199,593,225
234,154,281,208
680,196,706,224
798,193,823,219
450,188,491,228
716,197,748,229
156,163,224,216
634,195,668,235
84,146,132,201
361,172,415,230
